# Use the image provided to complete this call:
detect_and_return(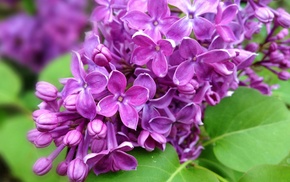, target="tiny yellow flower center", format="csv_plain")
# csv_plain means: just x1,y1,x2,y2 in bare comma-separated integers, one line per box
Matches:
118,96,124,102
155,45,161,51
